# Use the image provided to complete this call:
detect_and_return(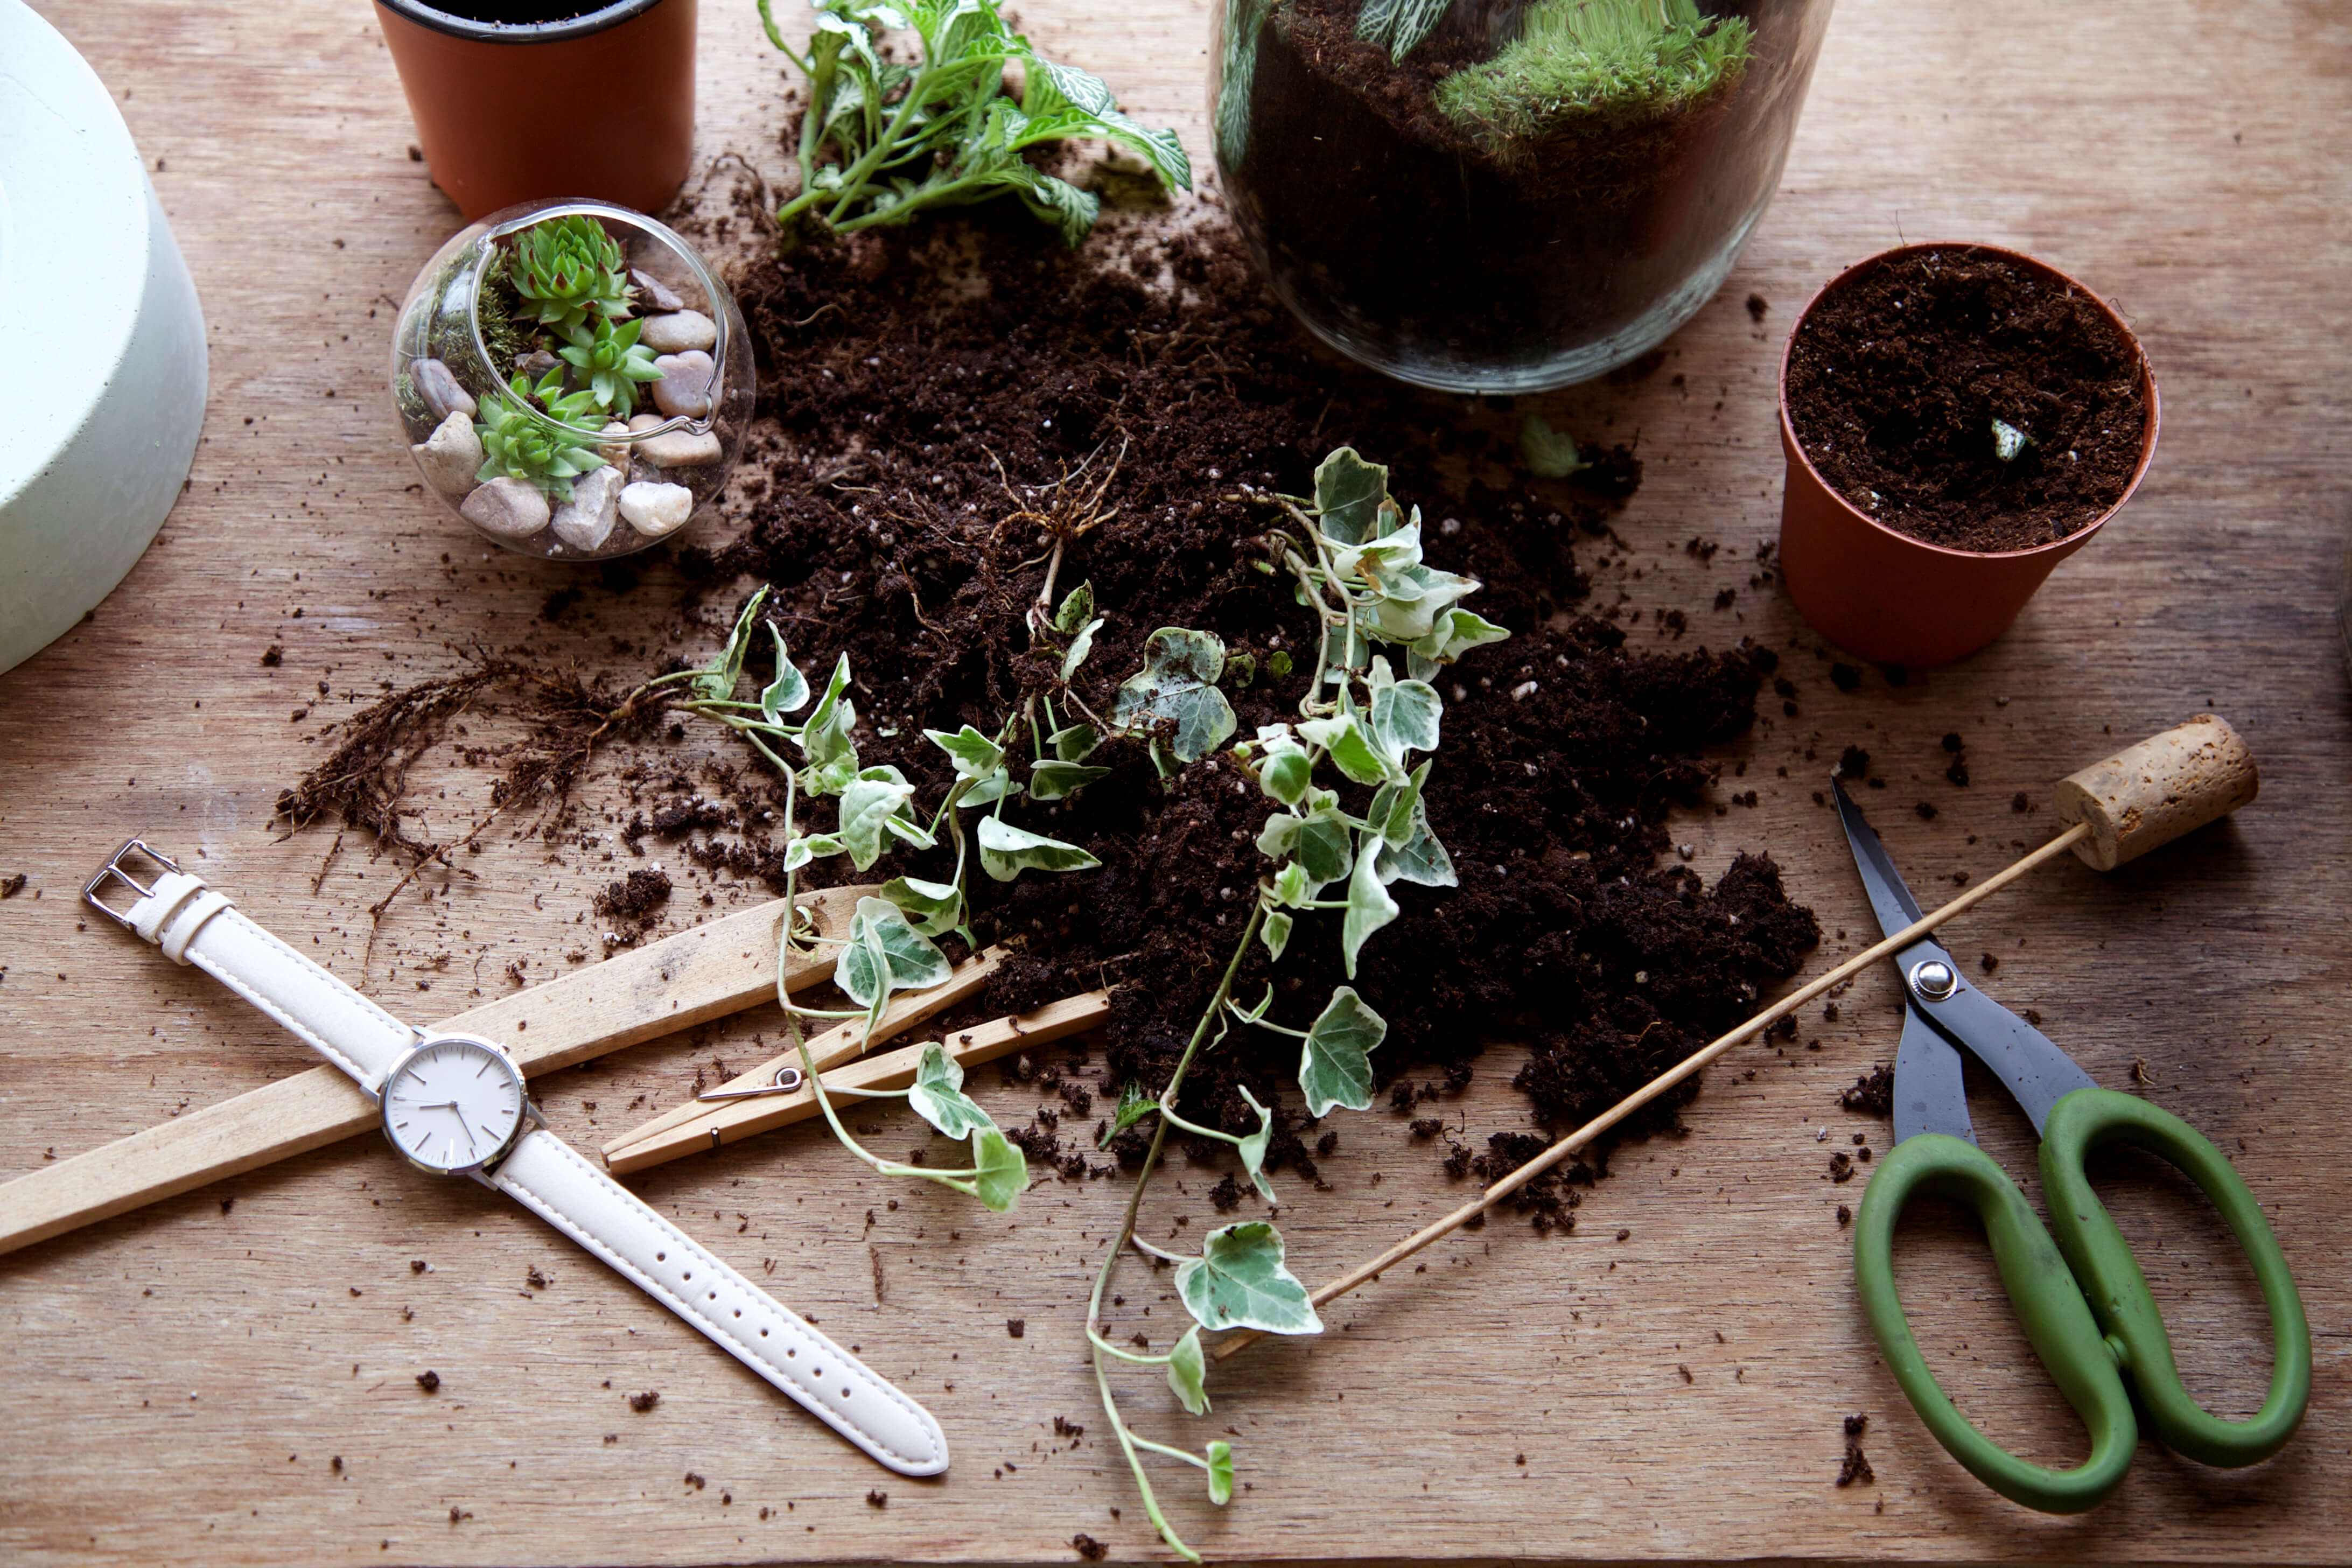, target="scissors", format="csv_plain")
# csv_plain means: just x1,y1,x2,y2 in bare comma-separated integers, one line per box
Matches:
1836,781,2310,1513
